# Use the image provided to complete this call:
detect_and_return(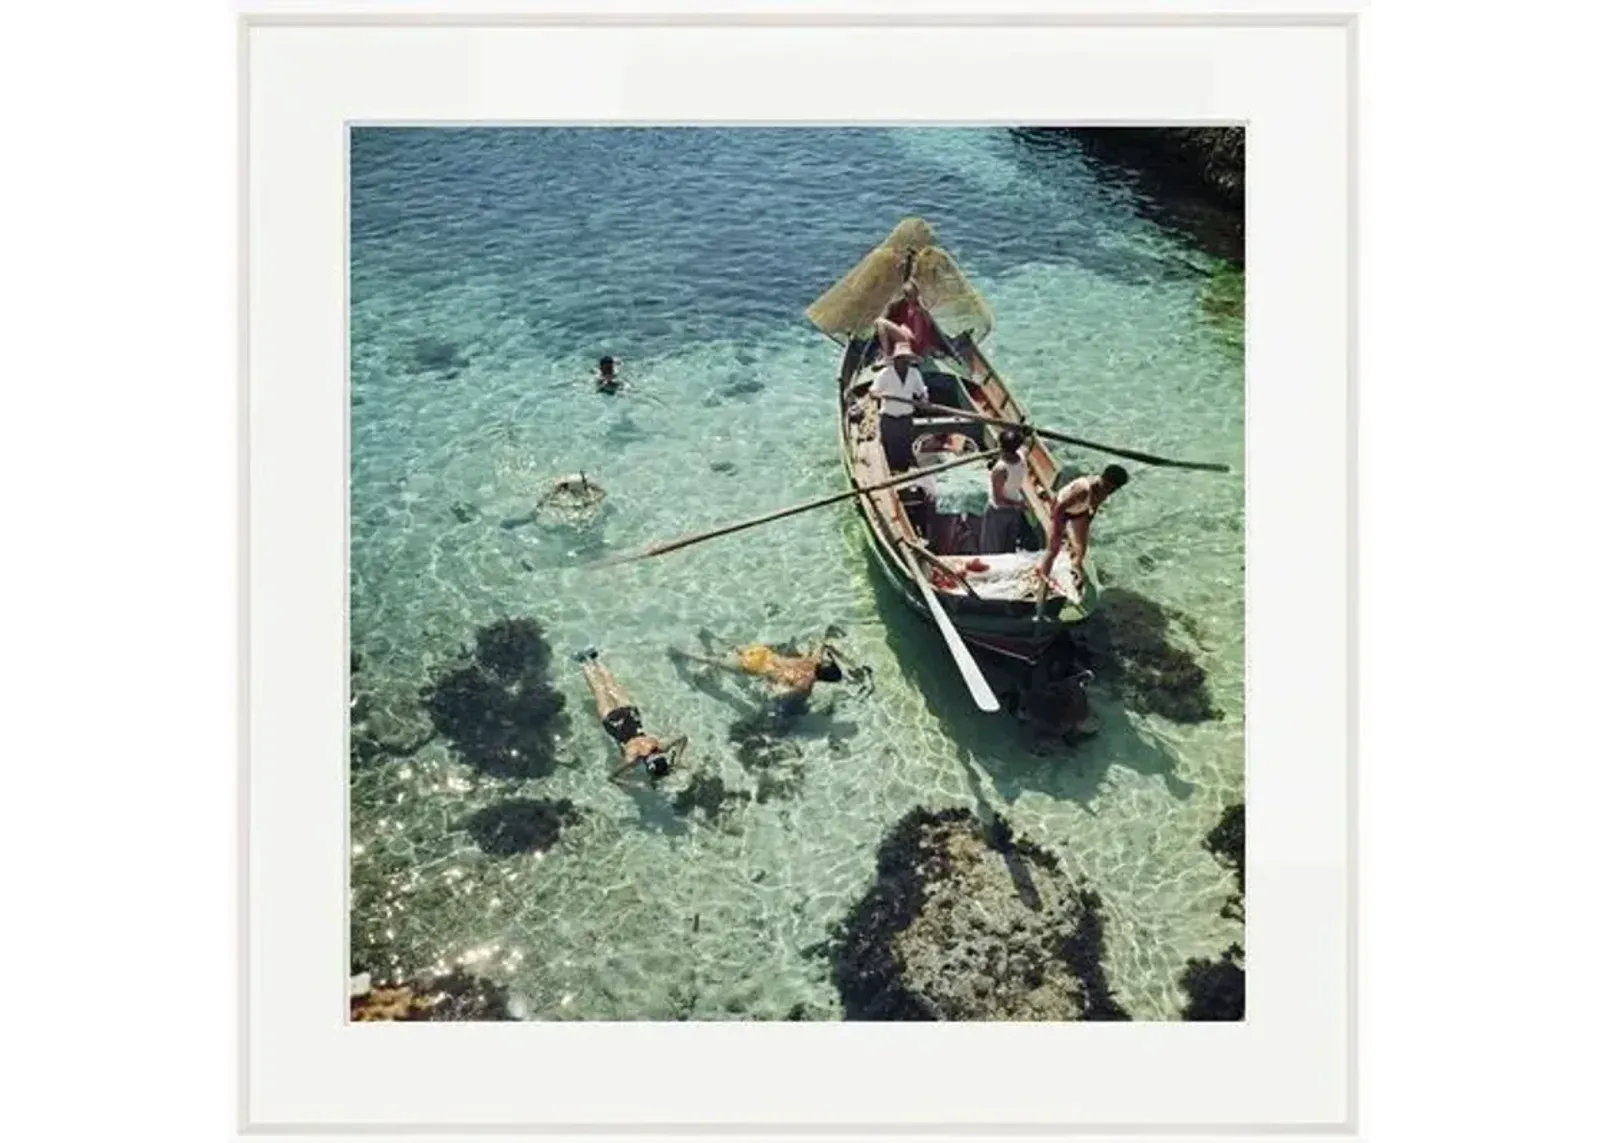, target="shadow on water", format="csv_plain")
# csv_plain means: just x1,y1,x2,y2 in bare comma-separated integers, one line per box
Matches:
865,549,1193,806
